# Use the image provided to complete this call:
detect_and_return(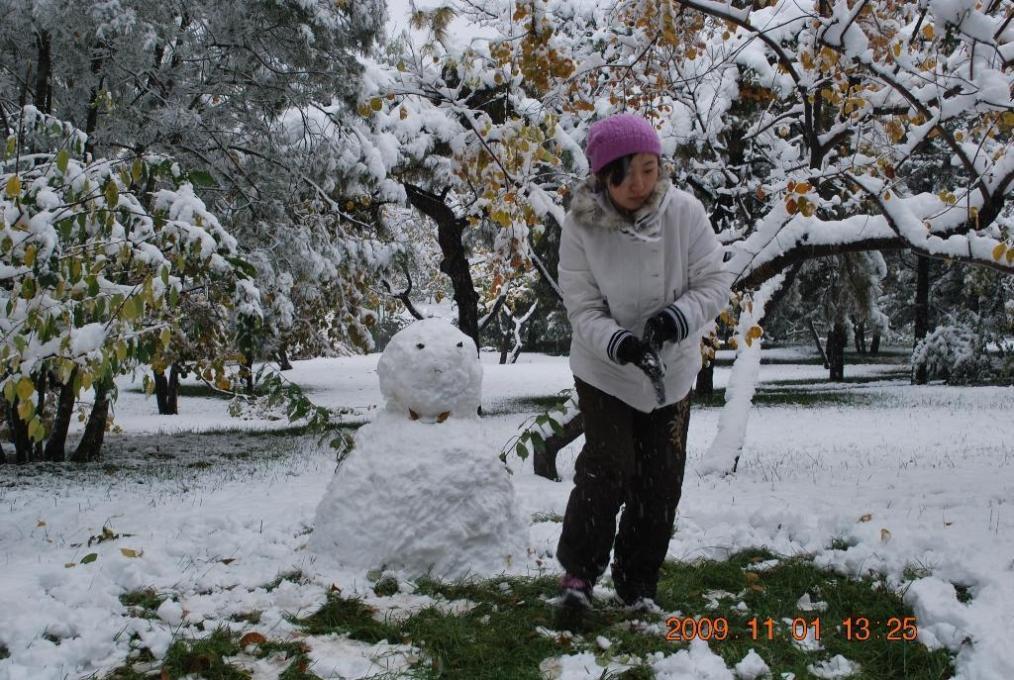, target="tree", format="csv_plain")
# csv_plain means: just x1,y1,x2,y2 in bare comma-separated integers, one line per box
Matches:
1,107,256,462
0,0,391,379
